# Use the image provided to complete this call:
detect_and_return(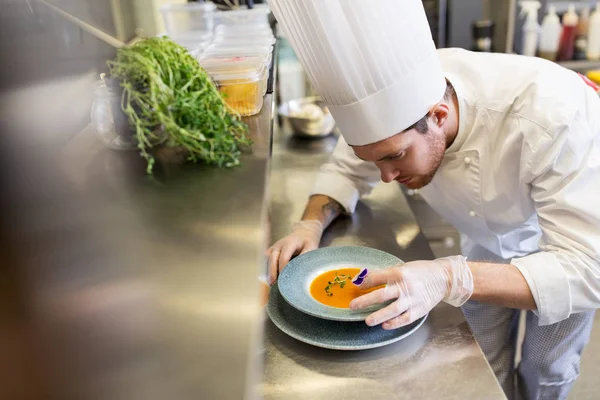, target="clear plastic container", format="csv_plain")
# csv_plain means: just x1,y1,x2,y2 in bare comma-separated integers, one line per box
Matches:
202,43,273,67
204,43,272,58
200,56,269,96
212,35,276,47
214,7,270,27
215,23,273,36
160,3,216,41
201,58,267,116
171,31,213,51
